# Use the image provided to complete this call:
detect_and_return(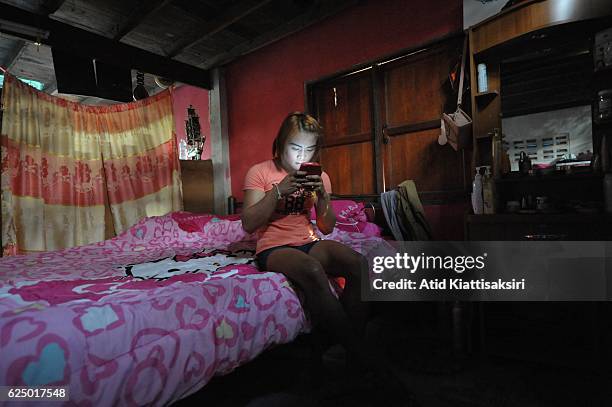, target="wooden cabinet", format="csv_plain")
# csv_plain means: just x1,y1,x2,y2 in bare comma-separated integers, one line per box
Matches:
180,159,214,214
481,302,607,369
465,0,612,236
469,0,612,55
462,1,612,370
466,213,612,240
466,211,612,369
468,0,612,168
